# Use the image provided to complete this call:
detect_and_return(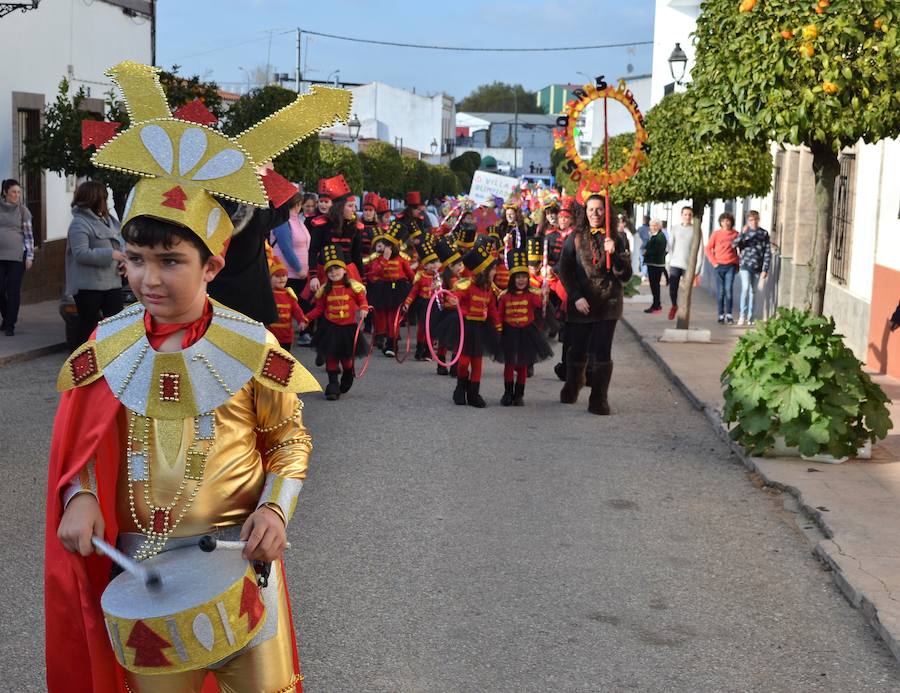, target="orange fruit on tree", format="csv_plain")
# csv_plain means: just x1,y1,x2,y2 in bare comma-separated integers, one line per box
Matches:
781,29,794,39
739,0,756,12
823,81,839,95
800,42,815,57
874,18,884,29
815,6,824,14
802,24,819,39
818,0,829,6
